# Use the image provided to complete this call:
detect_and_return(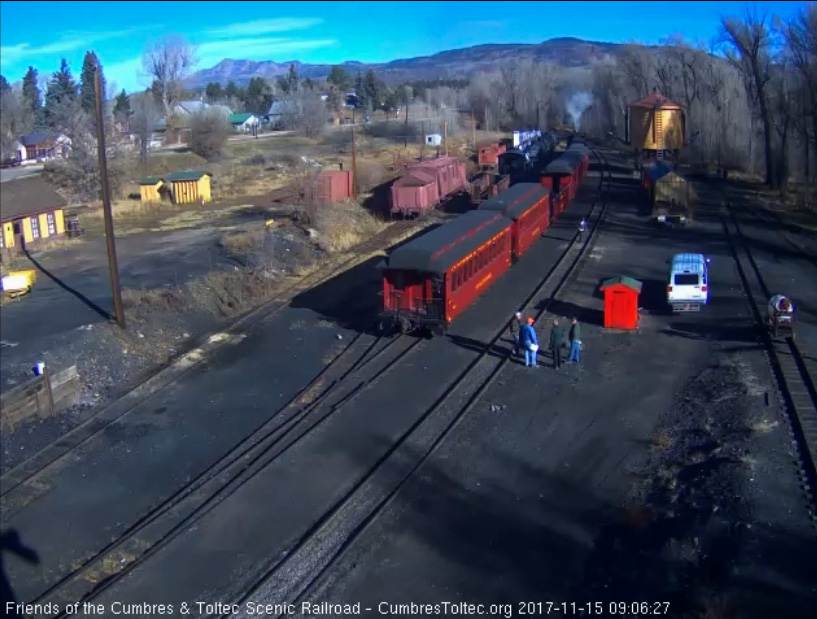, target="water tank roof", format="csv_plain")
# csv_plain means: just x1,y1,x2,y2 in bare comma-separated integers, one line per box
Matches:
629,92,684,110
